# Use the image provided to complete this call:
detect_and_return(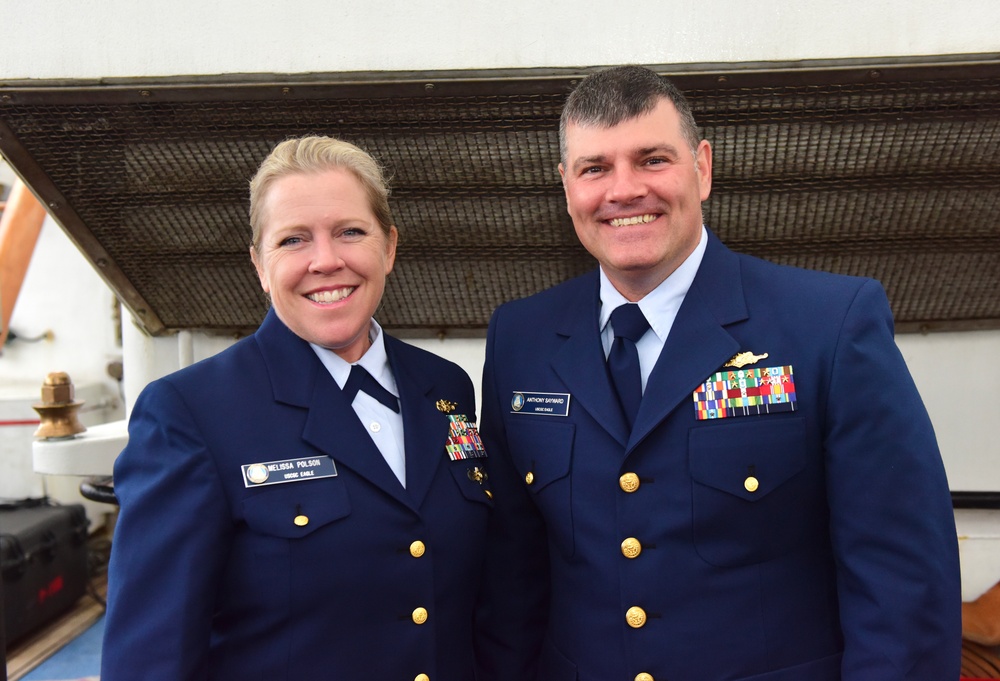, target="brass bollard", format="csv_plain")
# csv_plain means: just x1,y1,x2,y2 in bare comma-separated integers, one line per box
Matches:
32,371,87,439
